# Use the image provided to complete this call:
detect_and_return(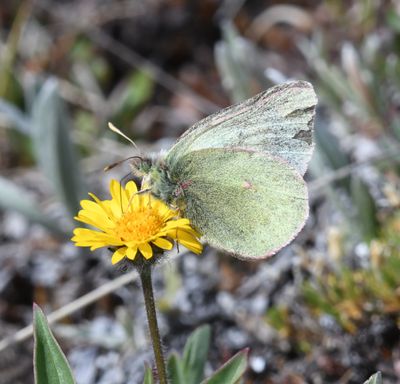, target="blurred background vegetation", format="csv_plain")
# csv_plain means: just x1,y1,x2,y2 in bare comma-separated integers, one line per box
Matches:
0,0,400,383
